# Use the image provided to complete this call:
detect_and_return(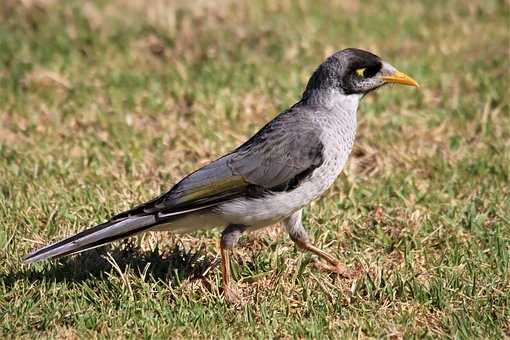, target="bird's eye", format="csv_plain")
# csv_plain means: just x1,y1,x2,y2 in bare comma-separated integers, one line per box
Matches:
356,65,380,78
